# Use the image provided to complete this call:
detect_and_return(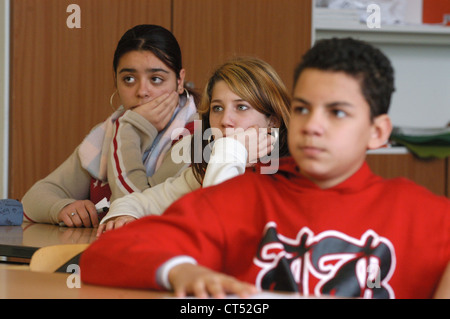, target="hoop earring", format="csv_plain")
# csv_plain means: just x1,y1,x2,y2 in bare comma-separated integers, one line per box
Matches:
110,90,119,111
184,88,190,99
